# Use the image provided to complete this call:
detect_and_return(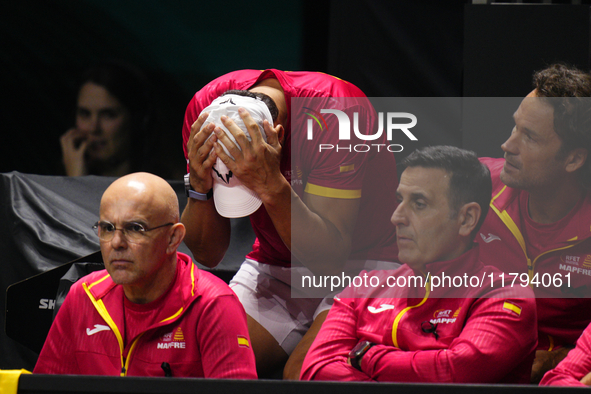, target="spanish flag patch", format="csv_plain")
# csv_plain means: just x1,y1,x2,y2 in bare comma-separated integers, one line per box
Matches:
503,301,522,316
237,336,250,348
